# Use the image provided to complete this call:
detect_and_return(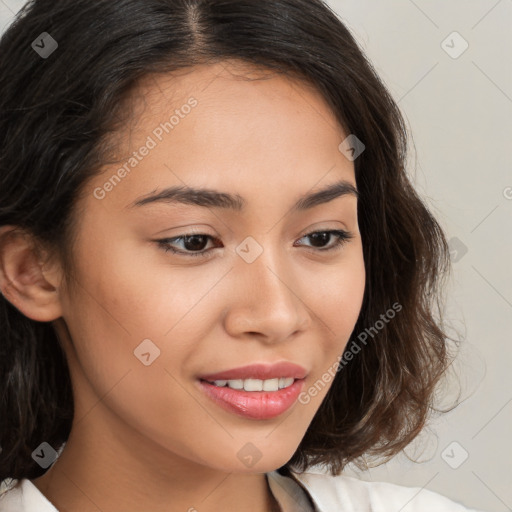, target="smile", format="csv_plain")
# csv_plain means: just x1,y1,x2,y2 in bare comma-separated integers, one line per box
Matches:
197,378,305,420
204,377,295,392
